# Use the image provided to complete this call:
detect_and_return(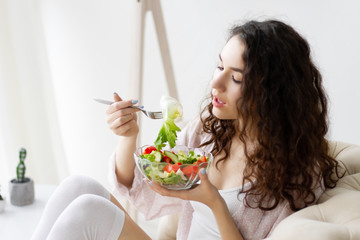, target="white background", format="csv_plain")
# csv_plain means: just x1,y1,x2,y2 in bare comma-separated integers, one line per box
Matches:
0,0,359,187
